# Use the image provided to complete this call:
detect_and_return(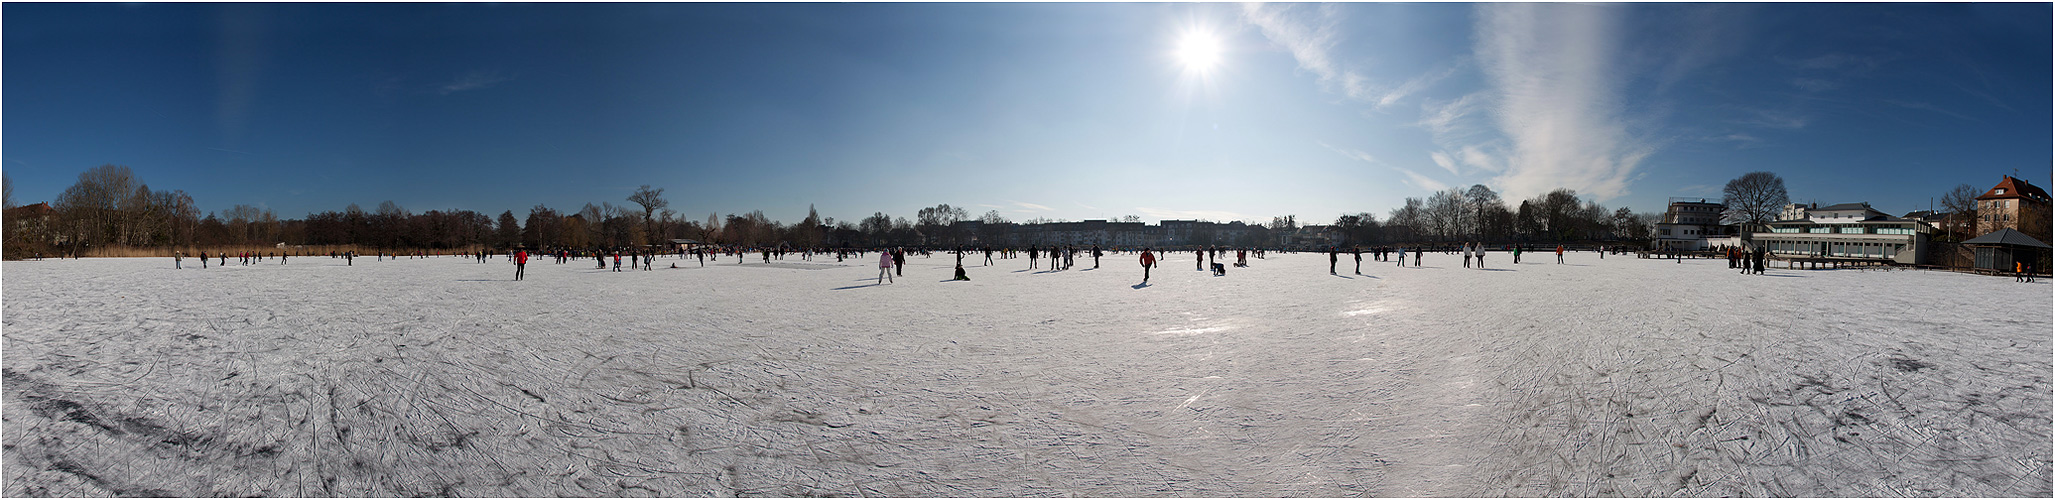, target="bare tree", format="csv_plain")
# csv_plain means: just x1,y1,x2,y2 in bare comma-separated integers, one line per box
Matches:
1464,184,1501,239
1938,184,1980,241
627,185,667,245
1721,171,1790,235
979,210,1010,225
